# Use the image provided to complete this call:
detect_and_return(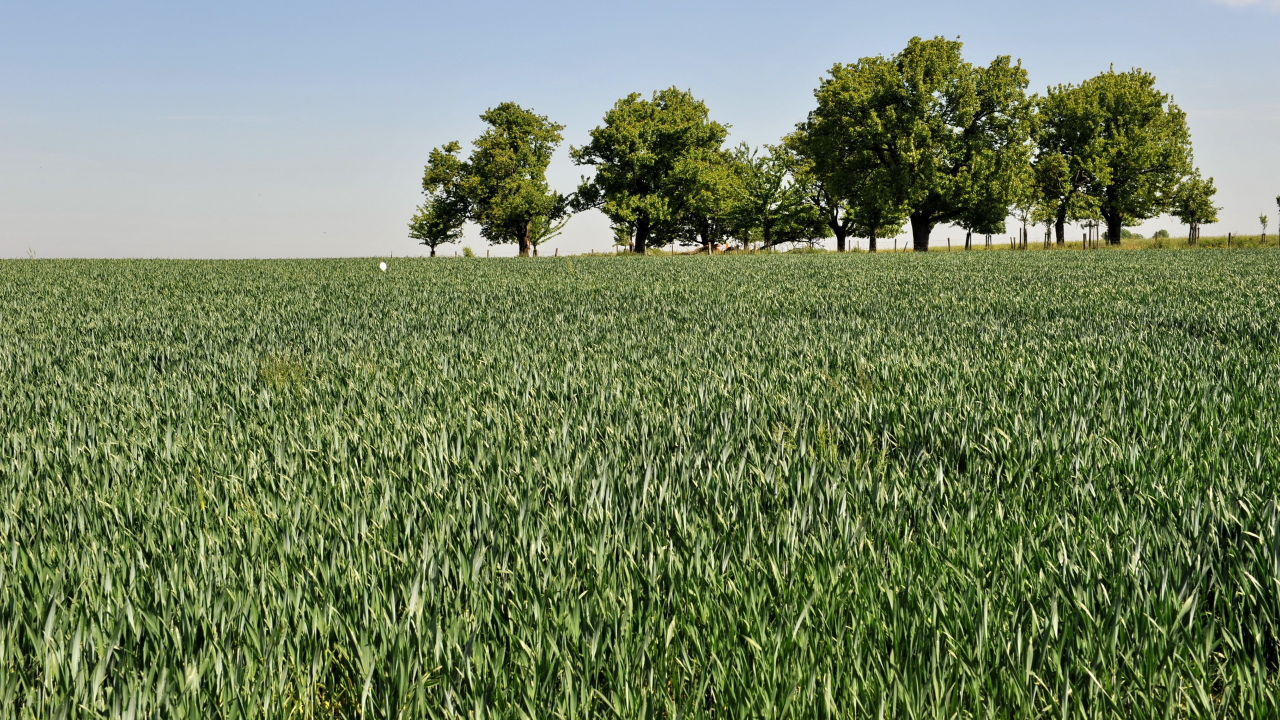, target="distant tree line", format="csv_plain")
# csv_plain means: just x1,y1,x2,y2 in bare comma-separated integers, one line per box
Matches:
411,36,1220,256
